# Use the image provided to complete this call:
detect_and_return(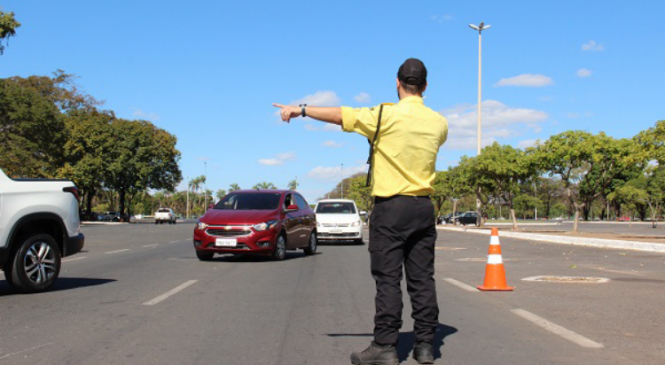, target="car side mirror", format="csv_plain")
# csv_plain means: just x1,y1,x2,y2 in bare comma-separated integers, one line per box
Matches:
285,204,299,212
